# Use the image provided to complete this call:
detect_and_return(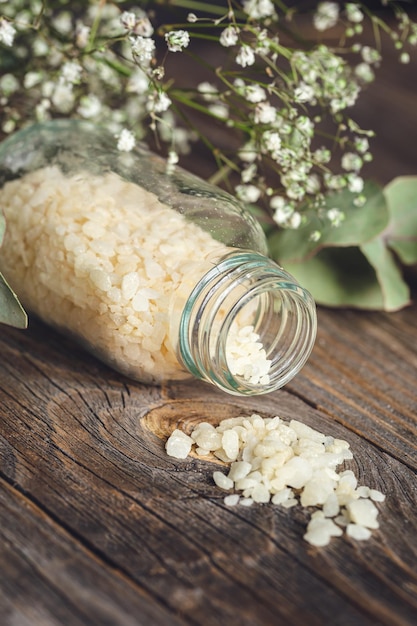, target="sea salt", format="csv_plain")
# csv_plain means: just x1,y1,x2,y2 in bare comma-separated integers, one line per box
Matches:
165,412,385,547
0,167,272,386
